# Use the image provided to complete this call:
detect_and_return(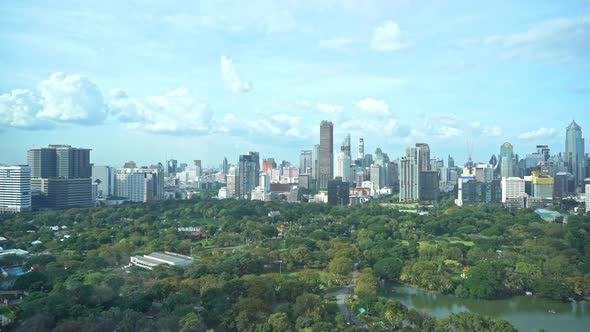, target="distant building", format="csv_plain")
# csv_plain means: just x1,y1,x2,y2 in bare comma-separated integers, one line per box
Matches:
327,178,349,206
500,142,516,178
335,152,353,184
130,251,195,270
299,150,313,175
419,170,440,202
370,164,382,190
586,184,590,212
318,121,334,191
222,157,229,174
531,171,554,199
502,177,525,204
400,143,430,202
92,165,115,197
226,165,238,198
238,152,260,199
565,121,585,187
32,178,92,209
115,168,164,202
554,172,576,199
0,165,32,214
